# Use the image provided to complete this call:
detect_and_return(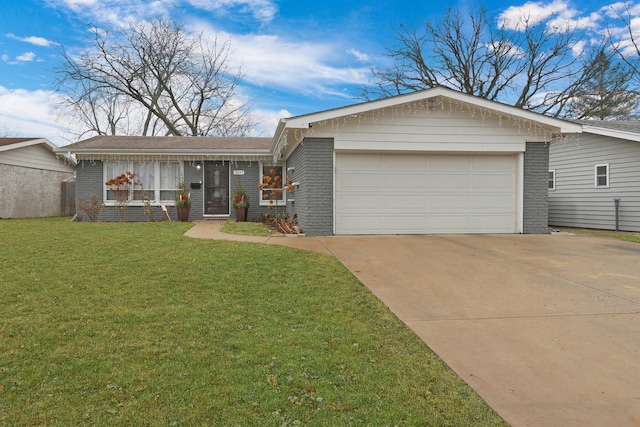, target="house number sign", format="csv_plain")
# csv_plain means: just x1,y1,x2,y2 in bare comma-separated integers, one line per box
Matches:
233,170,245,176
